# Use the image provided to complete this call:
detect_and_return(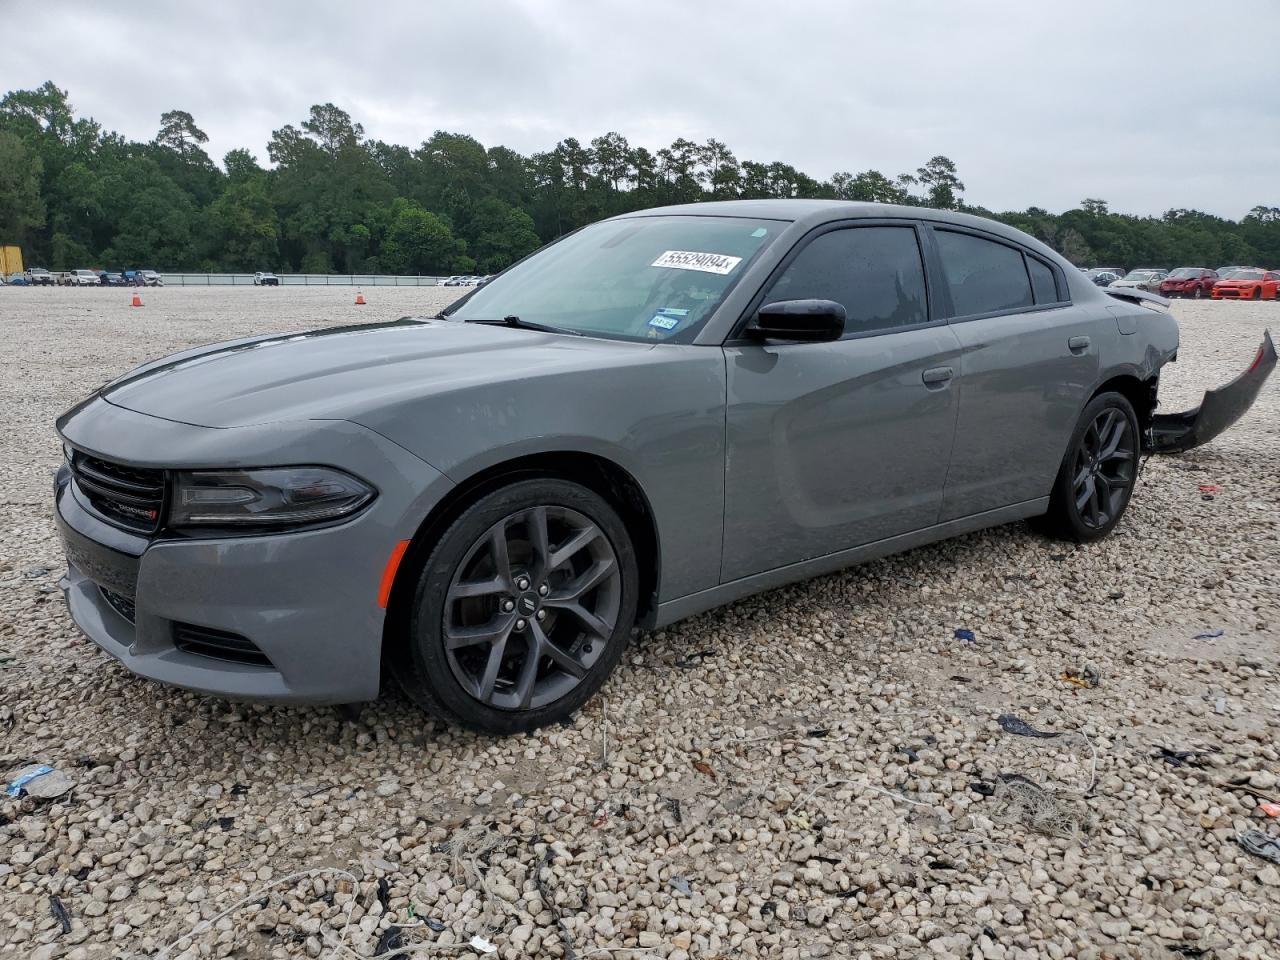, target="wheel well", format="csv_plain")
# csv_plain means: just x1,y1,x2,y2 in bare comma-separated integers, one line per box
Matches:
381,452,661,663
1091,374,1157,431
